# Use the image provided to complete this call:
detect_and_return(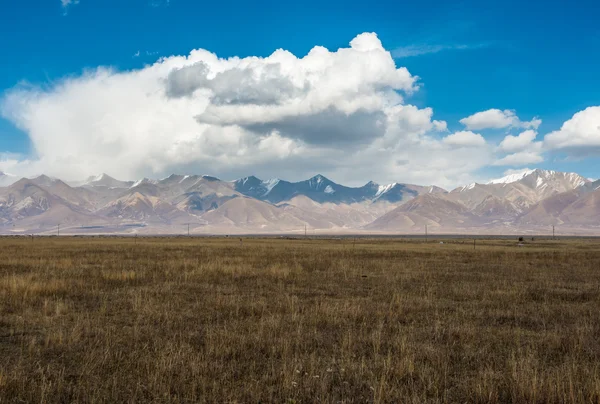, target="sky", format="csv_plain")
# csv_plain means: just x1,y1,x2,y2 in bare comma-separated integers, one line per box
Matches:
0,0,599,189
